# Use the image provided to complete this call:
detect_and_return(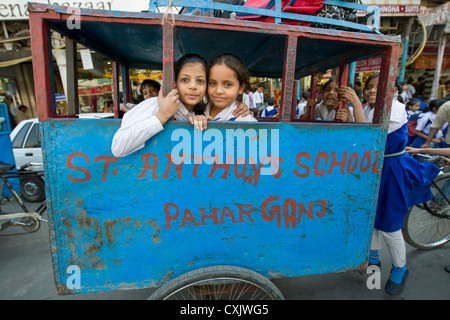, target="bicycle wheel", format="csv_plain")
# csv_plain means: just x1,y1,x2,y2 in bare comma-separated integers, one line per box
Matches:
148,265,285,300
403,175,450,249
